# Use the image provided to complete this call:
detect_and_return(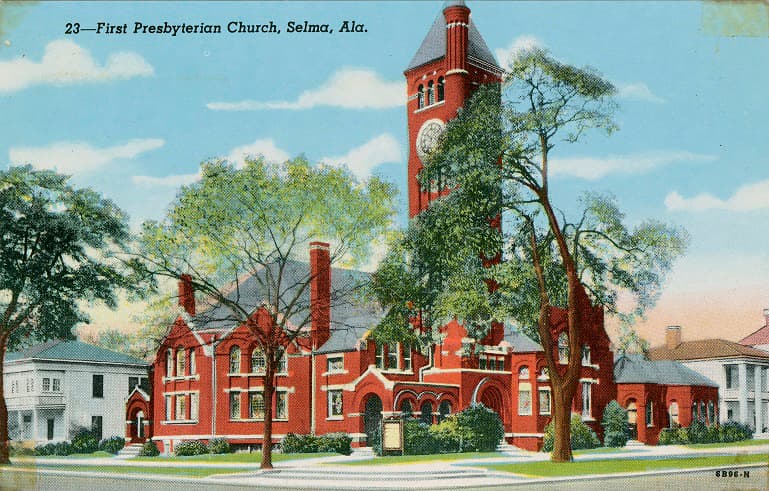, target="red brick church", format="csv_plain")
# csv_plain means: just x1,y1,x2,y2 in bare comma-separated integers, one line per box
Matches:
127,1,718,453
